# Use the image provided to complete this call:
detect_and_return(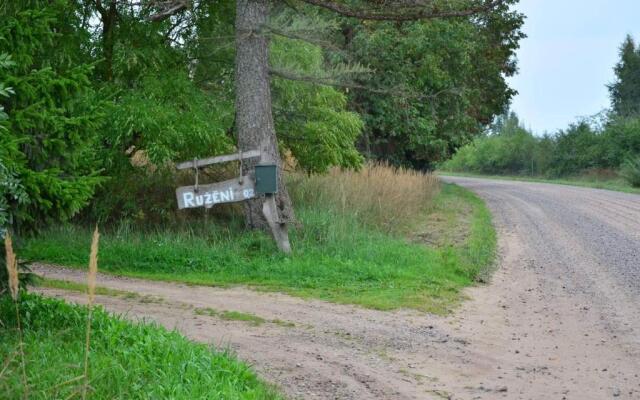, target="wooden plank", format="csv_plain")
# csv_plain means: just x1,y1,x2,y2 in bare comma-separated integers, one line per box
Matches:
176,149,260,170
262,194,291,254
175,176,256,209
